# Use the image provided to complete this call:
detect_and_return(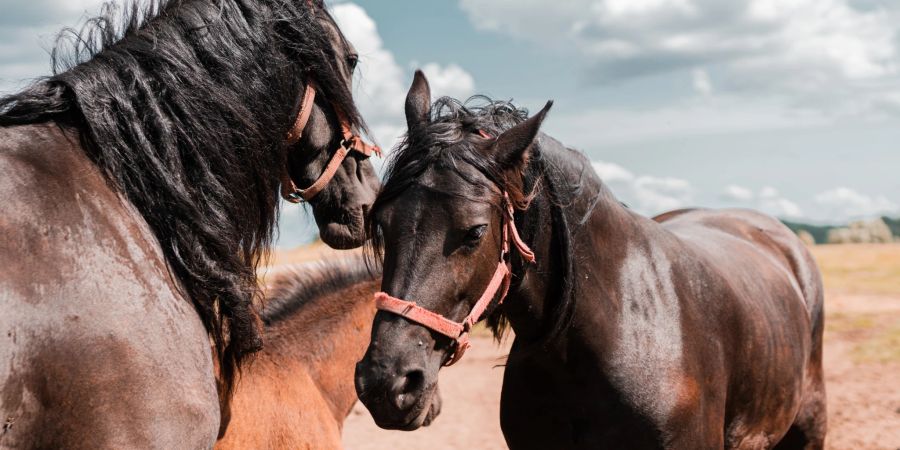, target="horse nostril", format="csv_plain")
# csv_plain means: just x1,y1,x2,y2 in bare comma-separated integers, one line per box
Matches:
392,369,425,410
